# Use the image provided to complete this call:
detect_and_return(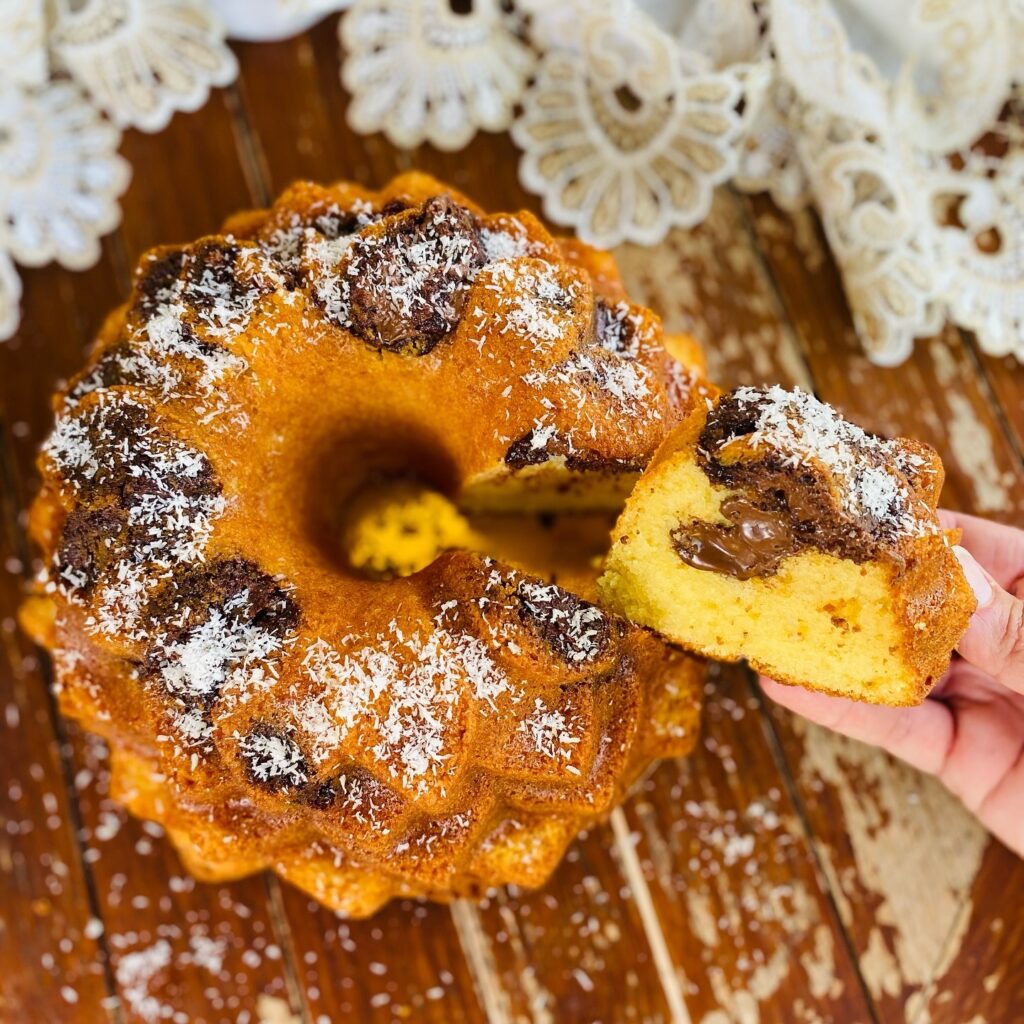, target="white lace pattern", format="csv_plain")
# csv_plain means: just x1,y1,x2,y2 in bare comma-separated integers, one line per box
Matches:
51,0,238,133
5,0,1024,362
514,2,746,247
0,0,238,340
0,82,130,271
341,0,534,151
